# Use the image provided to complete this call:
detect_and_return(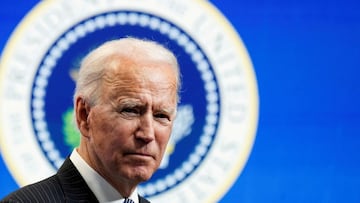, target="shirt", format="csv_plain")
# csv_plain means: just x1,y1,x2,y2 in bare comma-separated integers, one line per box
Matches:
70,149,139,203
